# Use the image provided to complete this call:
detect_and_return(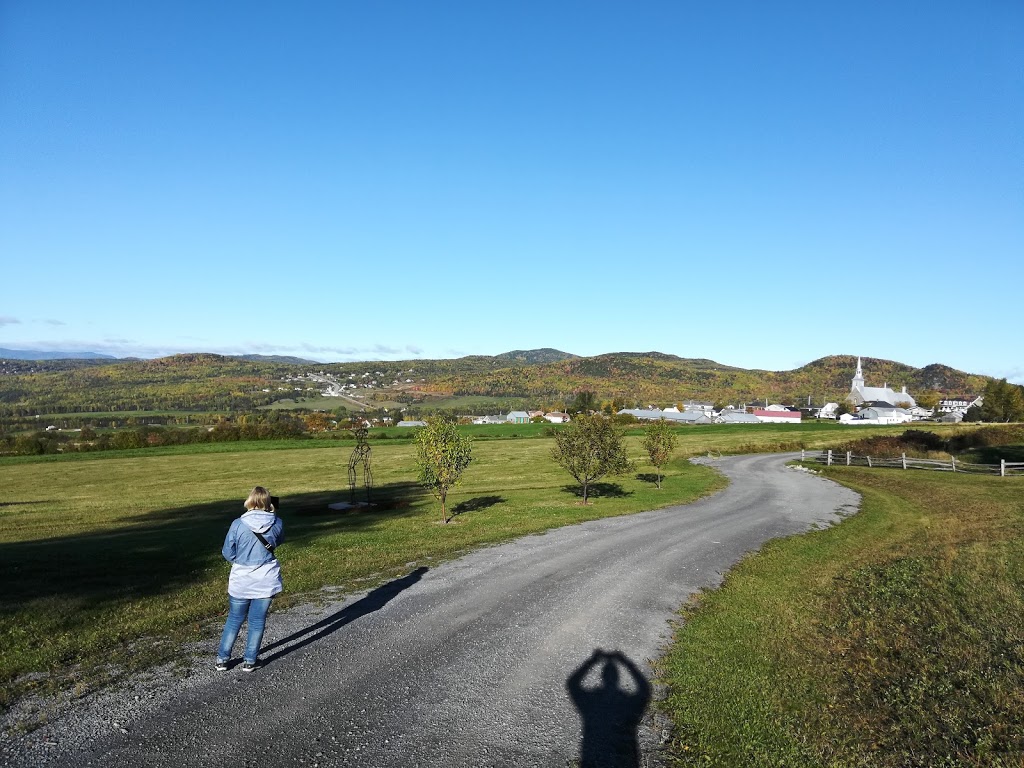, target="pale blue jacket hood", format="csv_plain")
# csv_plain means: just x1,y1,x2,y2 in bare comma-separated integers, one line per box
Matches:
222,509,284,566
